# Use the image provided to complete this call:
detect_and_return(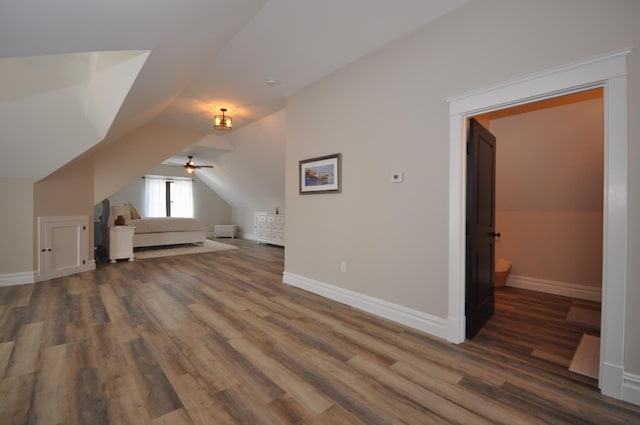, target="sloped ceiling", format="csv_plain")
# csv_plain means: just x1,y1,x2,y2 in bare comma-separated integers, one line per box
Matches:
0,50,148,179
0,0,471,189
156,0,473,133
194,109,286,209
0,0,268,180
